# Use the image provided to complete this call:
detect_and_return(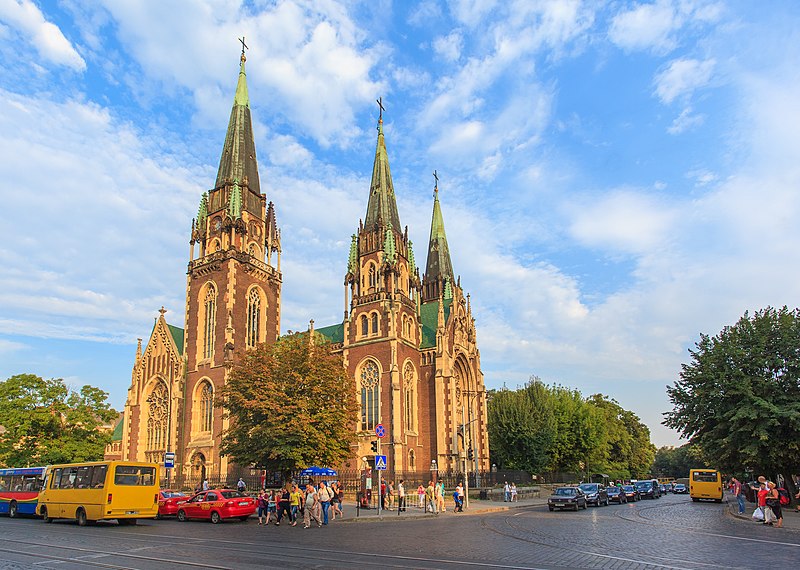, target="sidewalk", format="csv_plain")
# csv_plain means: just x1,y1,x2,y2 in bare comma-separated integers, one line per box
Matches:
728,499,800,531
338,496,548,523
